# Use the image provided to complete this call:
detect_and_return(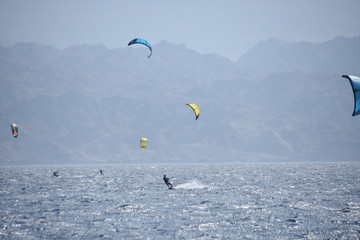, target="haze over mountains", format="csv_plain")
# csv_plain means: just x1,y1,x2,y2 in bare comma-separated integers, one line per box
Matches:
1,36,359,165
